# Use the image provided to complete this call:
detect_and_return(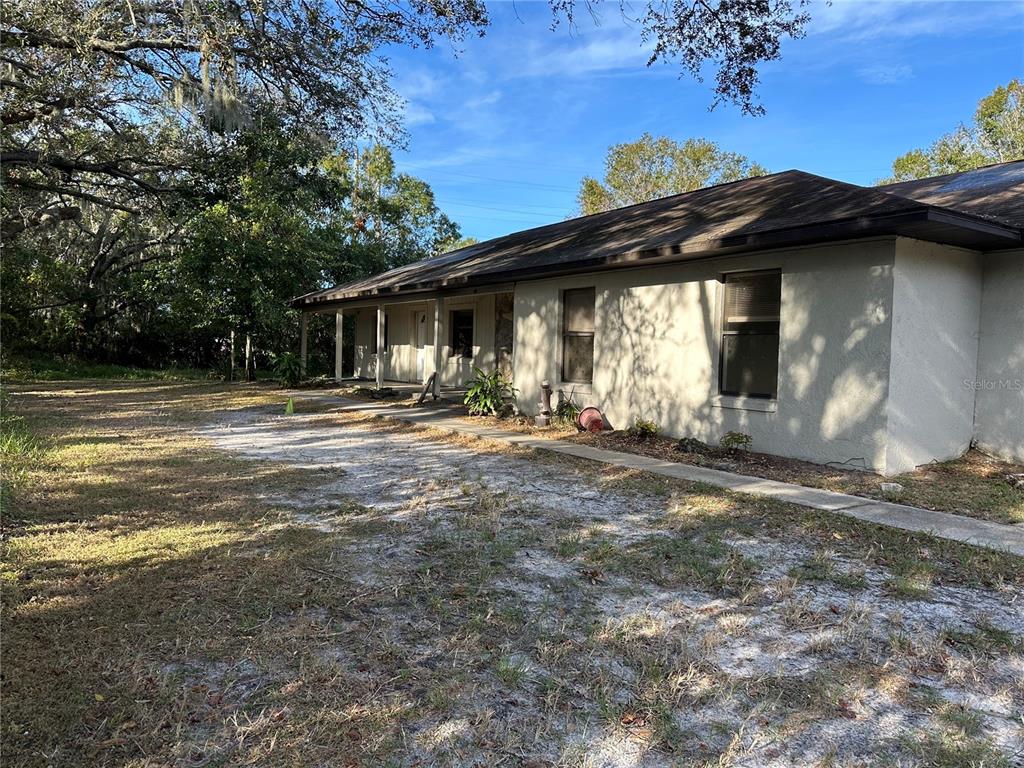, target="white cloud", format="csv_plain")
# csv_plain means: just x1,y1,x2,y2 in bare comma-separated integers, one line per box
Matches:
402,101,436,127
399,145,507,171
466,90,503,109
809,0,1023,41
857,63,914,84
394,70,444,100
513,22,656,79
